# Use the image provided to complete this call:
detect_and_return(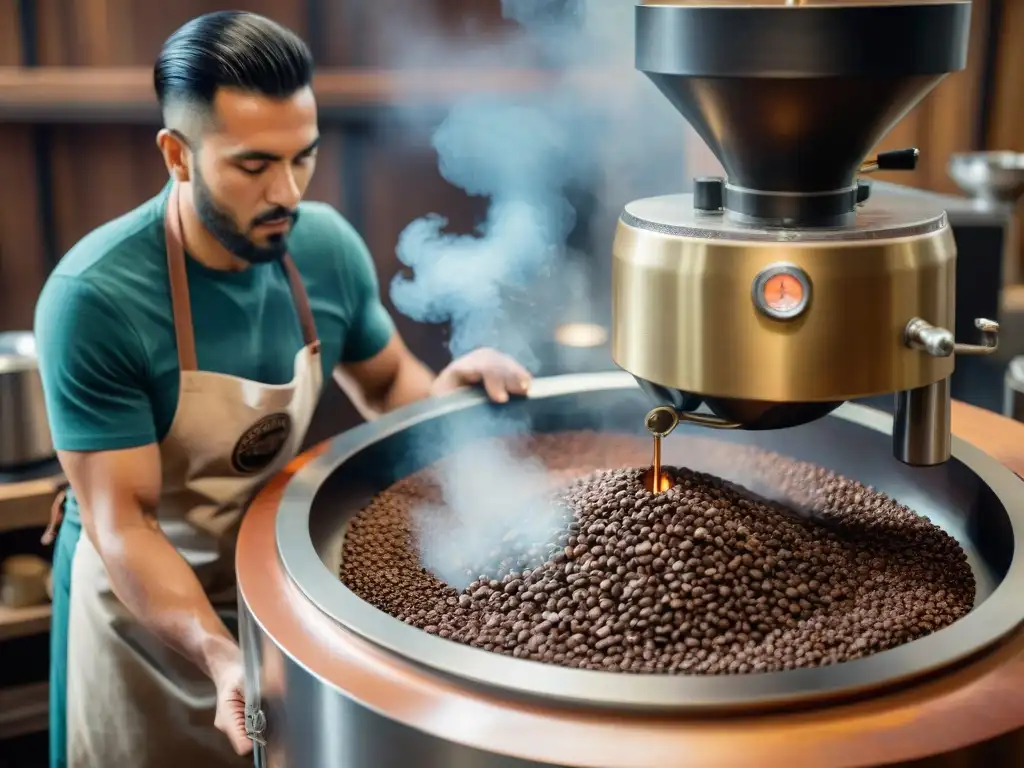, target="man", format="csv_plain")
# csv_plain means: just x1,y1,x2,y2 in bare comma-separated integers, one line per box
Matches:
35,11,531,768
